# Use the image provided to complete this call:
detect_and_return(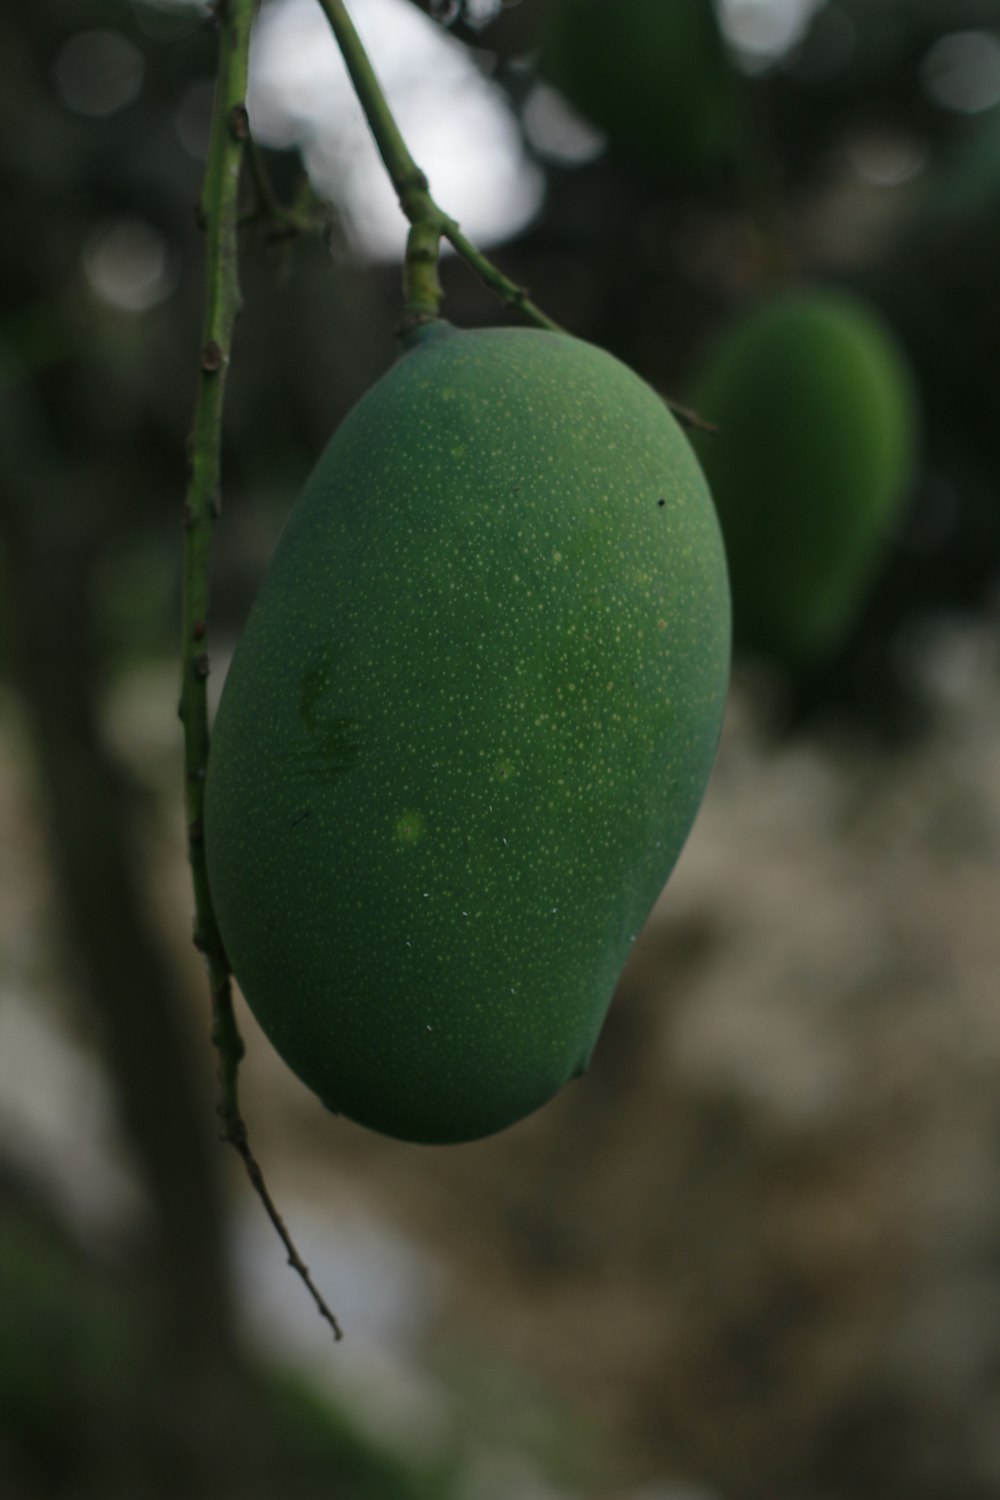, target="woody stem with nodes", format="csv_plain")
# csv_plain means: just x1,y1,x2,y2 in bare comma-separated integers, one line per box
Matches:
179,0,341,1341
